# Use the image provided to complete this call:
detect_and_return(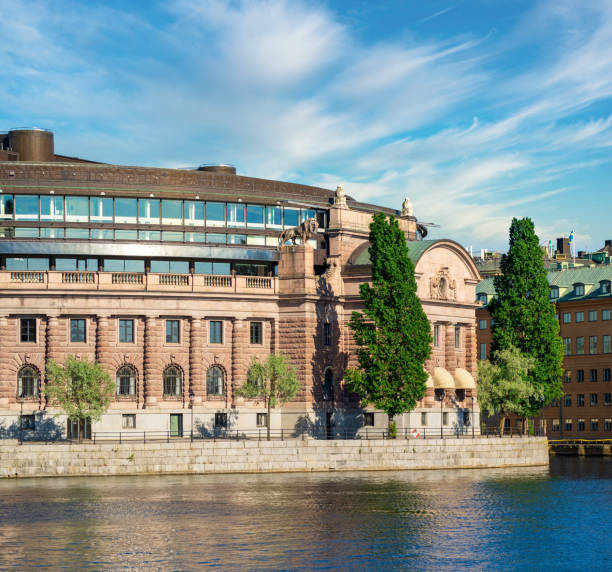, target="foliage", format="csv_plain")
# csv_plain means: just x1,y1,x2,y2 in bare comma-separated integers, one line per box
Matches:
388,420,397,439
345,212,432,427
235,353,299,439
488,217,564,415
44,356,115,423
477,346,542,434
